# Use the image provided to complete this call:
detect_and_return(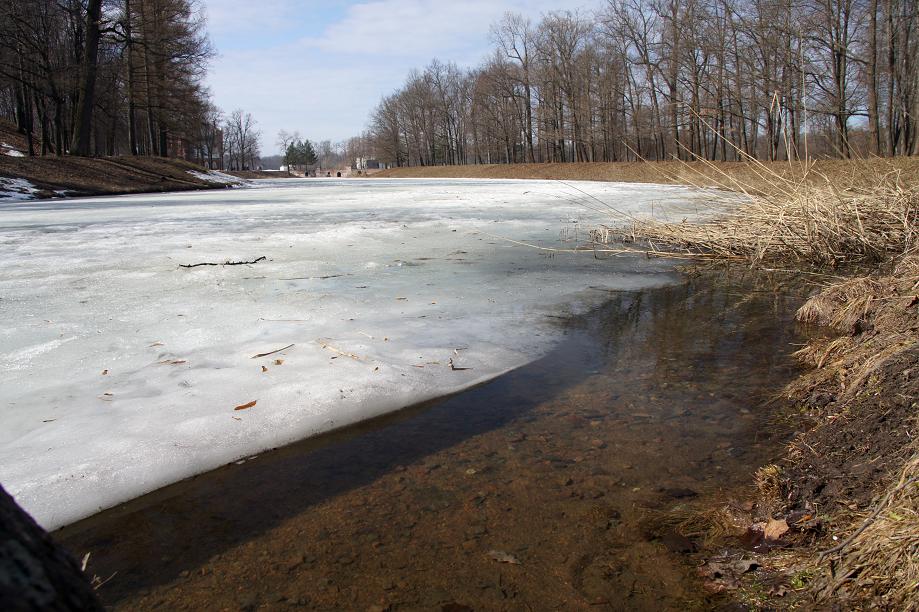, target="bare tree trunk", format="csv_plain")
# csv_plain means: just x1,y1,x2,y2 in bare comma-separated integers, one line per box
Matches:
867,0,882,154
70,0,103,156
126,0,139,156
